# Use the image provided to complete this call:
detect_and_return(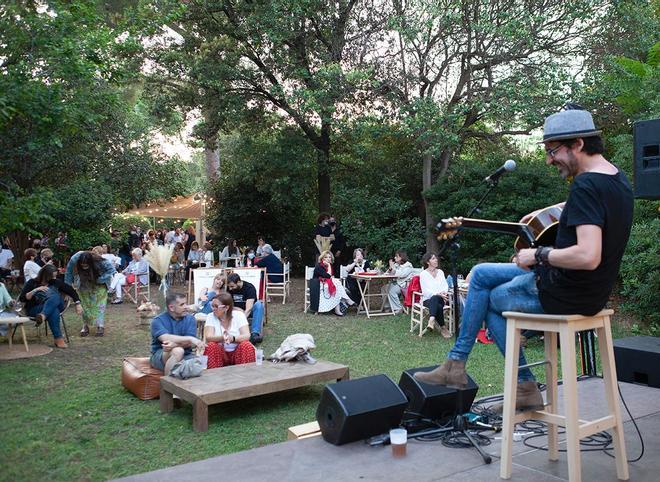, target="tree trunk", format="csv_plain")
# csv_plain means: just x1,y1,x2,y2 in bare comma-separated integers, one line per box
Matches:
422,151,440,253
204,135,220,182
317,122,331,213
7,231,29,269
